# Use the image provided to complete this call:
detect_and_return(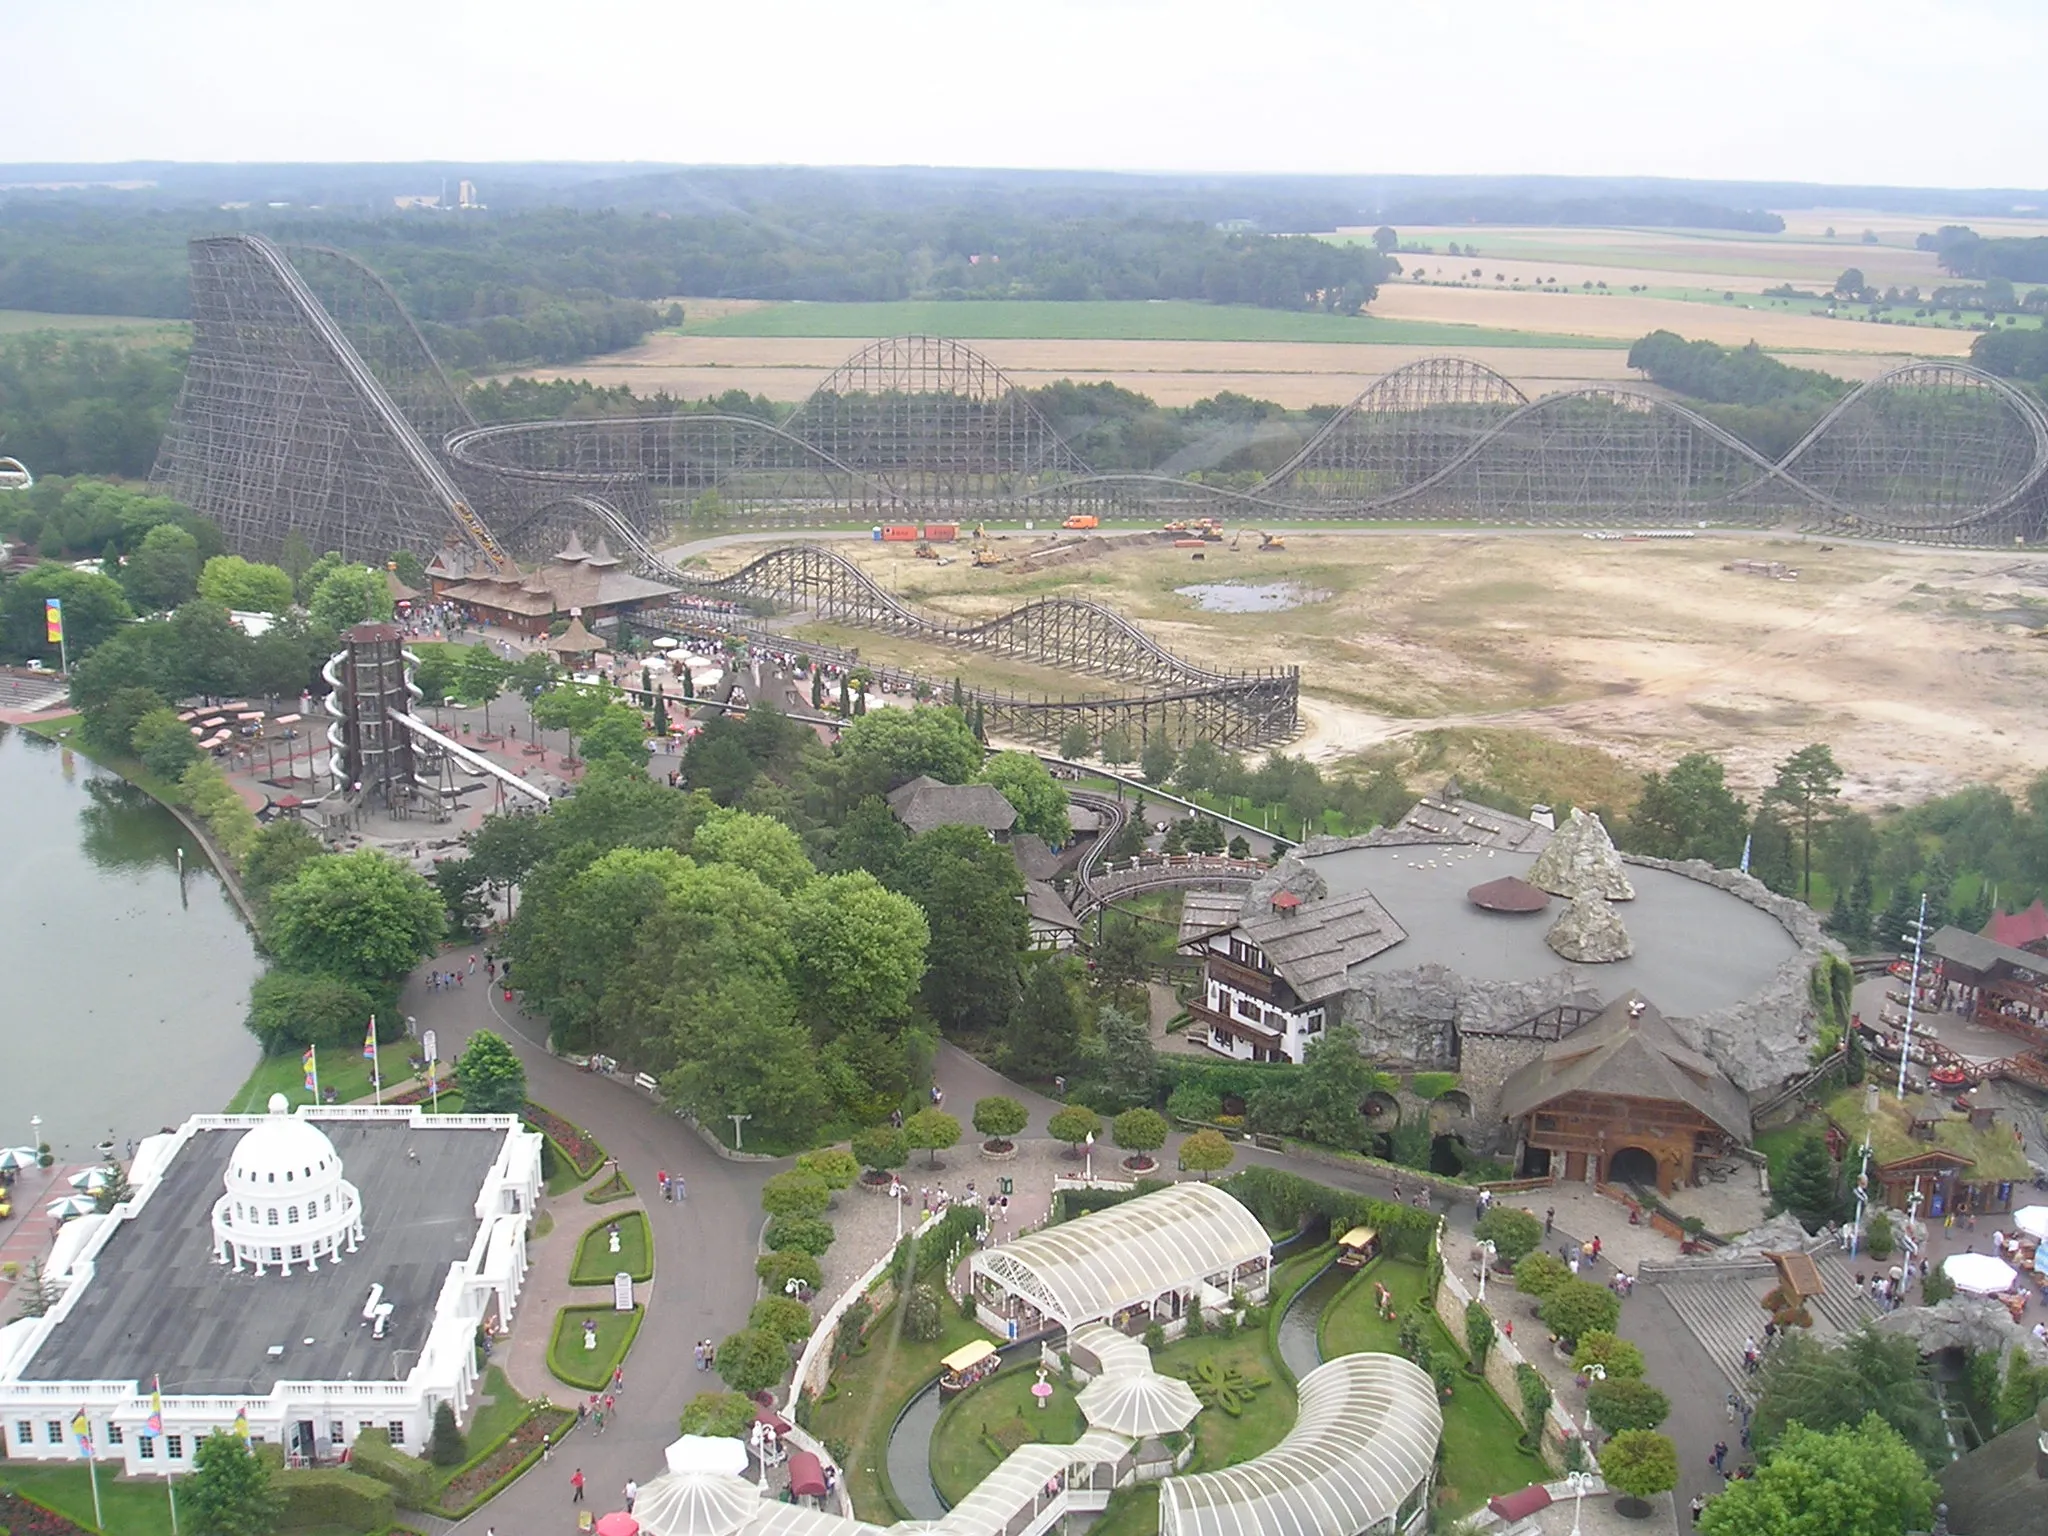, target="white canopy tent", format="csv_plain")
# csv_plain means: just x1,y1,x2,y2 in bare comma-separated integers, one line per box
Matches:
666,1435,751,1478
1942,1252,2020,1295
1077,1370,1202,1438
2010,1206,2048,1241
